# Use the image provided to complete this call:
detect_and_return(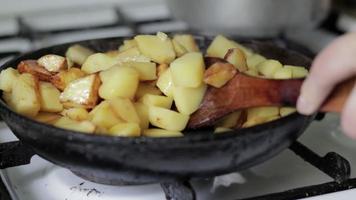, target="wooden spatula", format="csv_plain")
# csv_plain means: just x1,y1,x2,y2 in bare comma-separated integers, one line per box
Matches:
188,72,355,129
